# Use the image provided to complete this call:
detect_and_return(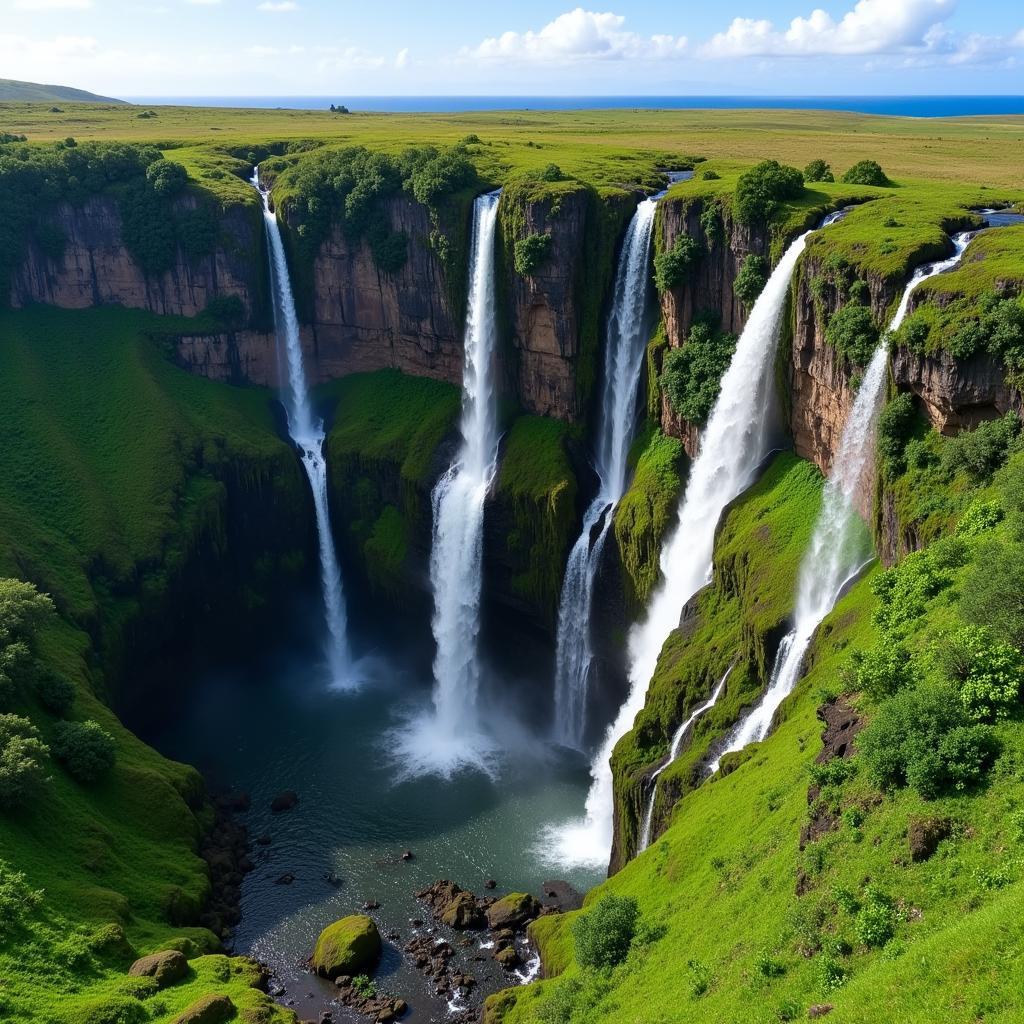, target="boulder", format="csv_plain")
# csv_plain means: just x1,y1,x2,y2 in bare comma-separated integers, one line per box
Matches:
271,790,298,813
494,945,520,970
312,915,382,979
440,891,485,929
485,892,540,931
127,949,188,988
808,1005,834,1019
171,994,235,1024
908,816,953,862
